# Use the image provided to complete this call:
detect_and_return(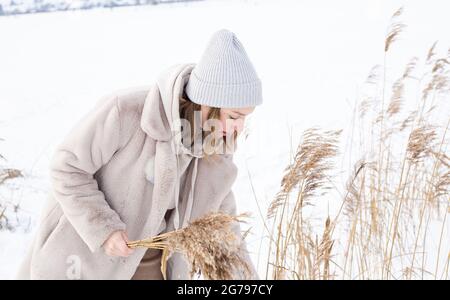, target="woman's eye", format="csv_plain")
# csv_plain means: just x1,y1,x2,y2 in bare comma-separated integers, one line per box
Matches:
231,114,244,120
